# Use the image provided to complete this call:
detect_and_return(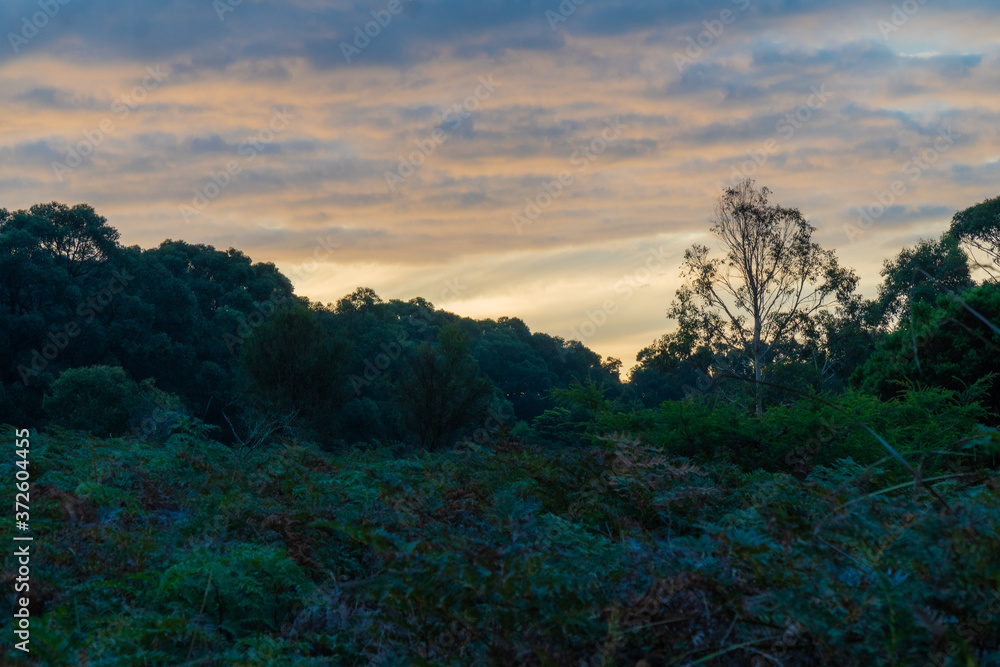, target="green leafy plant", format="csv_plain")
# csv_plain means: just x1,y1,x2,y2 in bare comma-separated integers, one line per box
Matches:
43,365,181,437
